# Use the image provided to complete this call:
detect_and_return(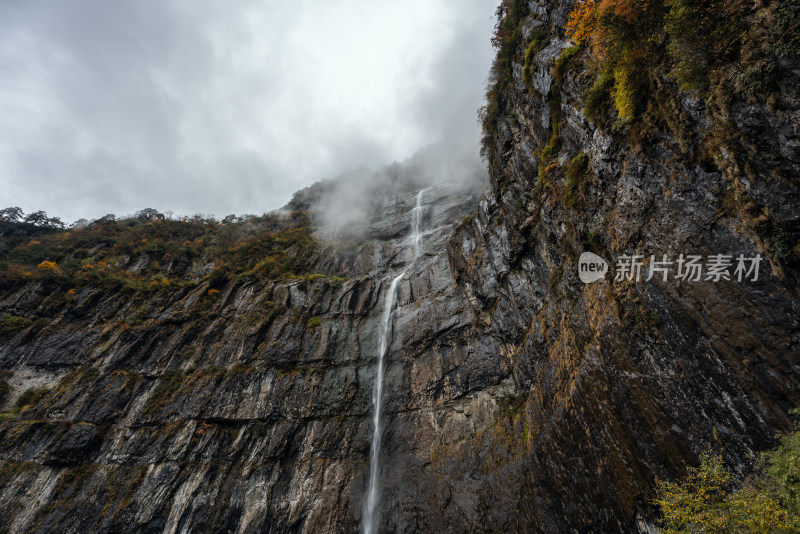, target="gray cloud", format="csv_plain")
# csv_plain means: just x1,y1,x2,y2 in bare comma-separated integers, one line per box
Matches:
0,0,497,223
